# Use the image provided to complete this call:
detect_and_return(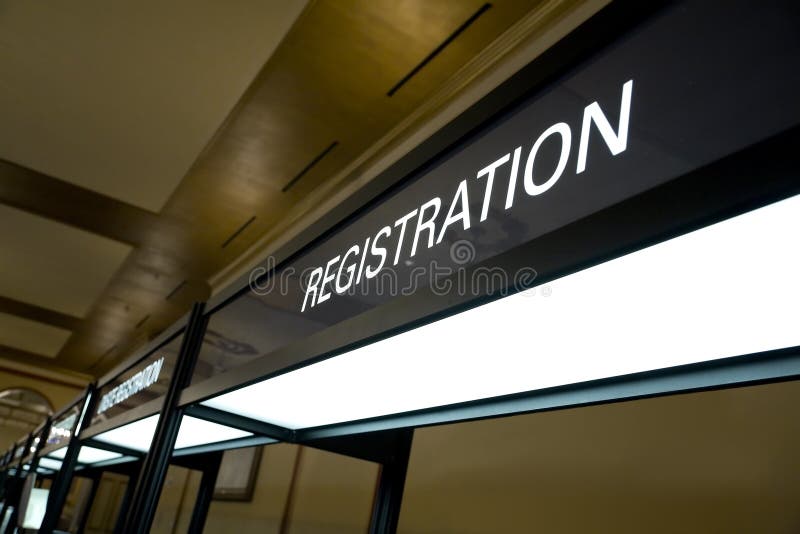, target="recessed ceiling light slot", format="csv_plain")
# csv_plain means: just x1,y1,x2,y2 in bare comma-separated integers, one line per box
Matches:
165,280,187,301
135,314,150,329
89,344,117,371
221,216,256,248
387,3,492,97
282,141,339,193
